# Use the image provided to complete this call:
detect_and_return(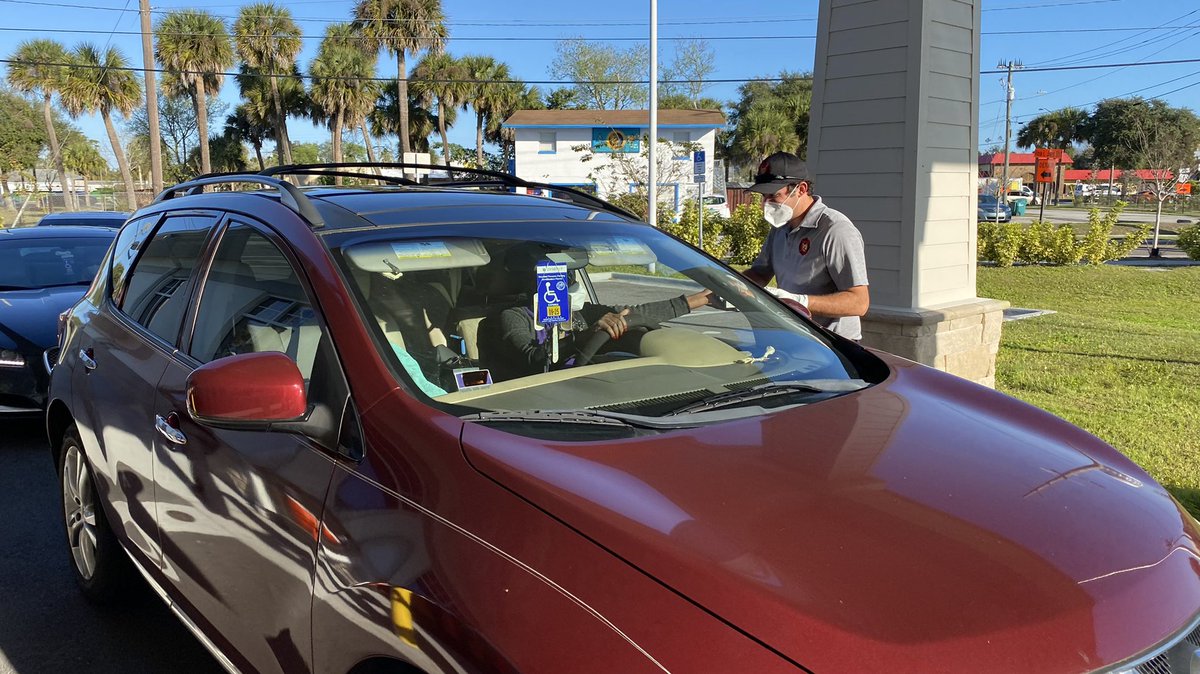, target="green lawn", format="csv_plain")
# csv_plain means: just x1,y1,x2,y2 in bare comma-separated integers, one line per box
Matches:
978,266,1200,517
